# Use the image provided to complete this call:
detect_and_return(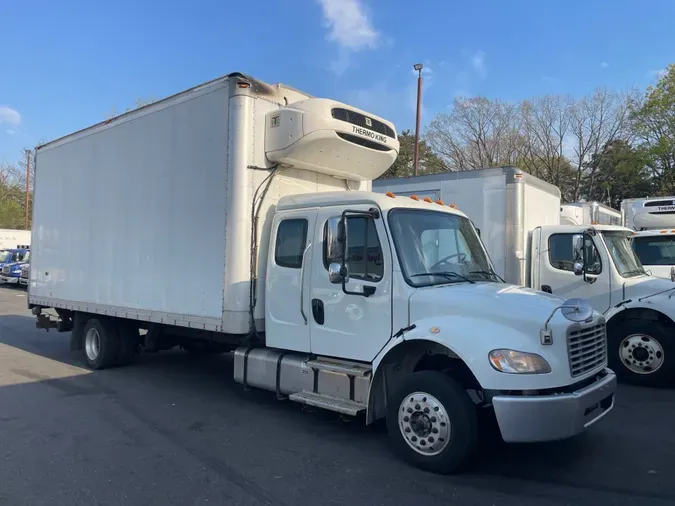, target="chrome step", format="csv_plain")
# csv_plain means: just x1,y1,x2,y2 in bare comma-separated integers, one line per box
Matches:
306,359,372,377
289,391,366,416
